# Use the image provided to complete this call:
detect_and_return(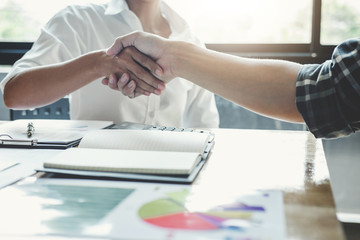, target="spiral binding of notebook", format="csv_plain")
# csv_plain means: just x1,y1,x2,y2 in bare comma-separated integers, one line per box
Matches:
111,121,215,160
